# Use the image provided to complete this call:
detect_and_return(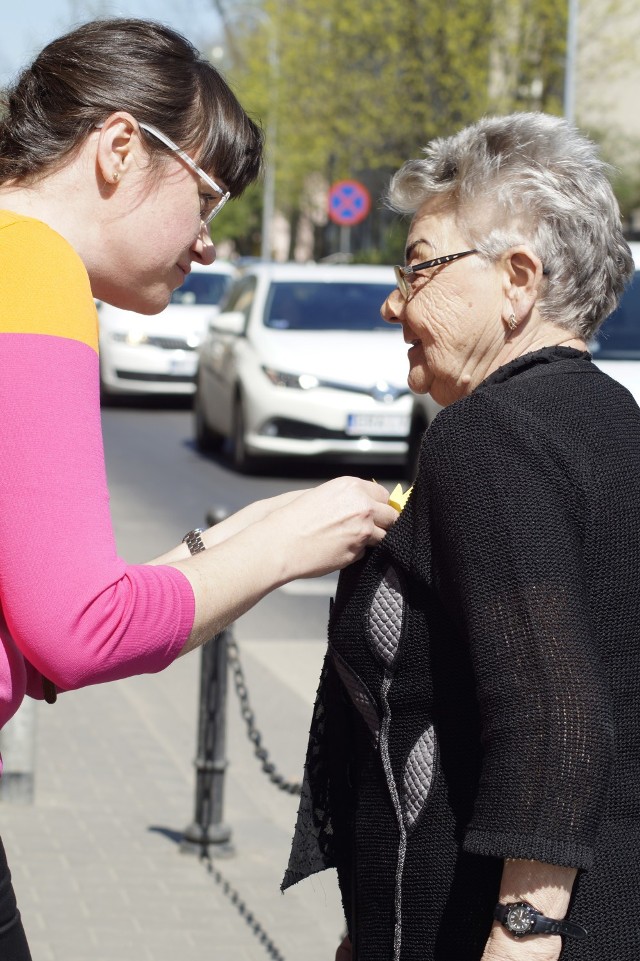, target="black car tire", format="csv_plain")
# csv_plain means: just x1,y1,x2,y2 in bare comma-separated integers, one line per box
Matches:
194,378,224,453
99,362,116,407
231,395,255,473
